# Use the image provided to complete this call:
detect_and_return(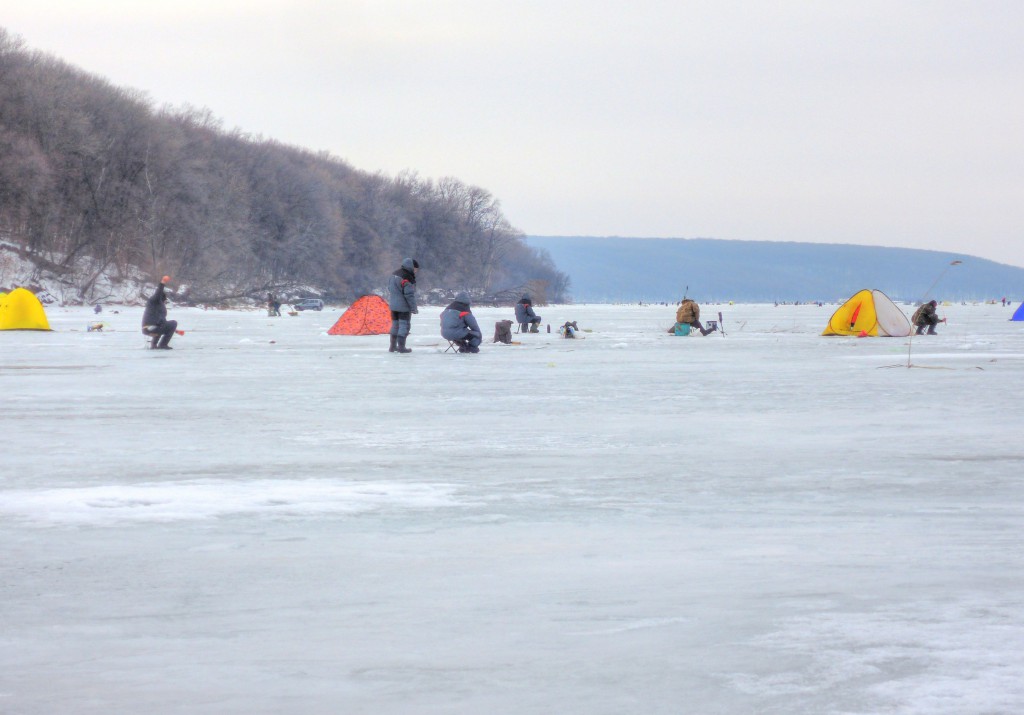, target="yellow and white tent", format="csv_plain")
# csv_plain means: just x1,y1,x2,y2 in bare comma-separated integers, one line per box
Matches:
822,289,910,337
0,287,51,331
